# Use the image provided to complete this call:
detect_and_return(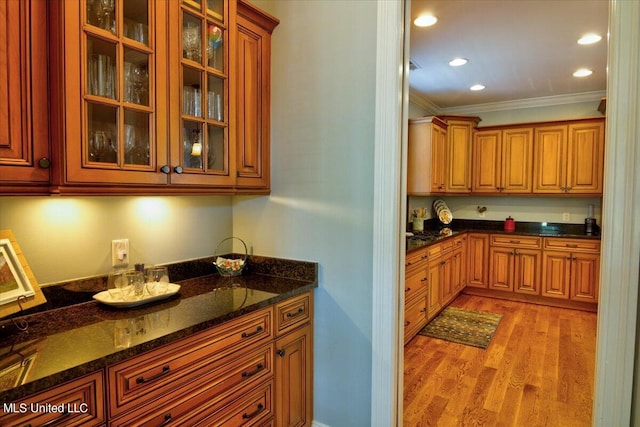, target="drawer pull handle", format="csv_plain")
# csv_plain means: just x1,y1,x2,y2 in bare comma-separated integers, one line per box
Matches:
242,403,265,420
241,325,264,338
286,308,305,318
509,240,520,244
158,413,172,427
137,365,171,384
242,363,264,378
566,244,578,248
277,349,286,357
